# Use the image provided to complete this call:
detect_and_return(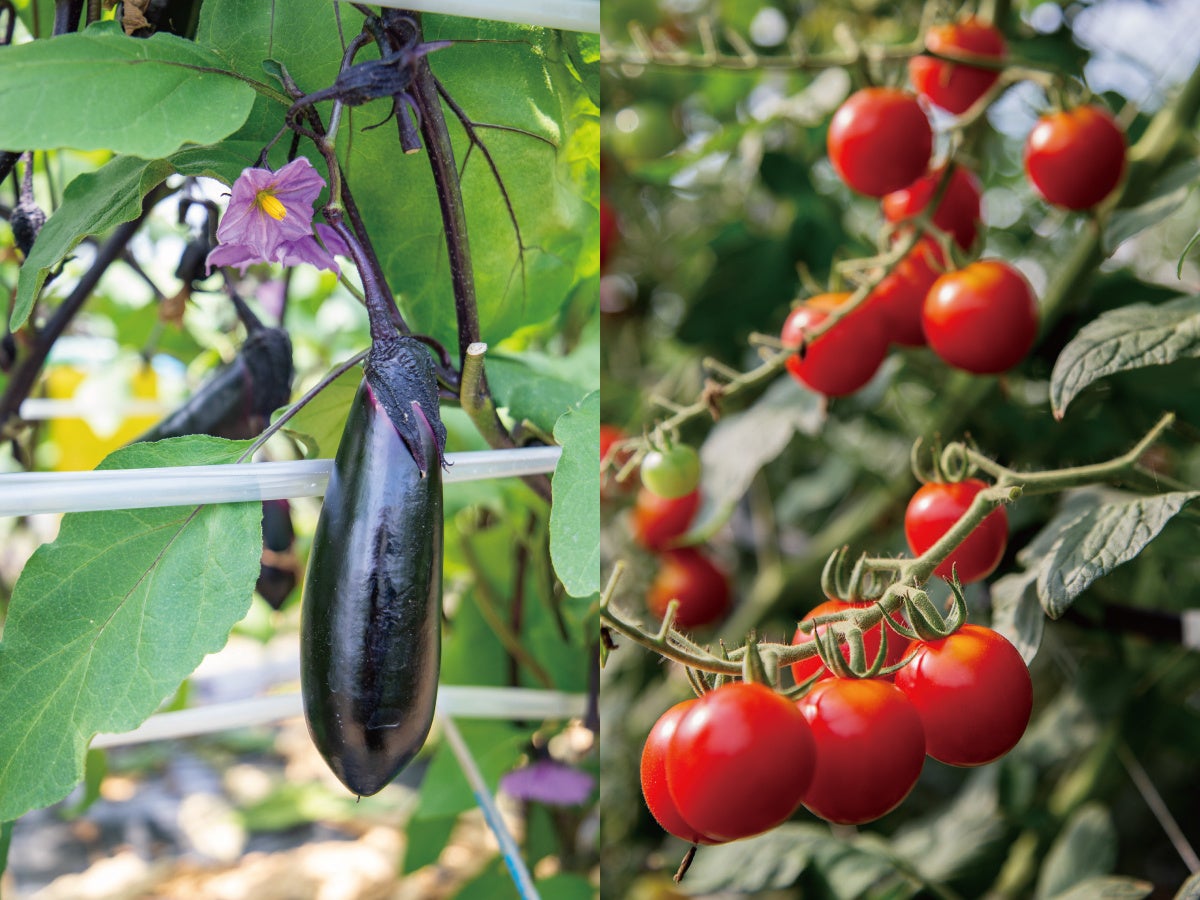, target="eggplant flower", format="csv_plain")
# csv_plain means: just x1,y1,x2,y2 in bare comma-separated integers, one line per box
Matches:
206,157,349,275
499,759,595,807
